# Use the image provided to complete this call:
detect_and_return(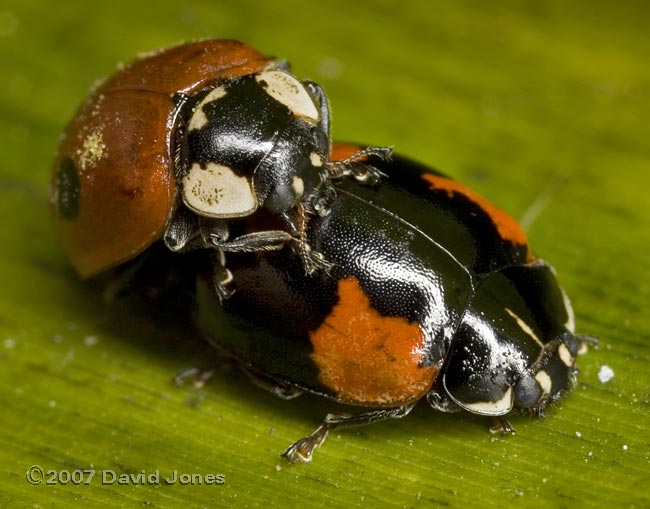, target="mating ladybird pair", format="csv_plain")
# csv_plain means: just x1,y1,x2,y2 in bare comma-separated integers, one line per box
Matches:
51,40,593,463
